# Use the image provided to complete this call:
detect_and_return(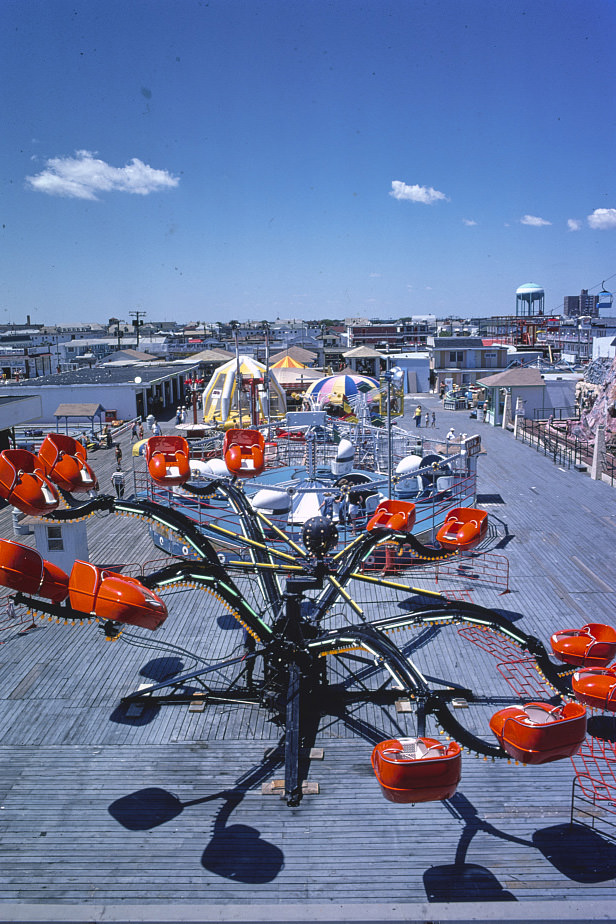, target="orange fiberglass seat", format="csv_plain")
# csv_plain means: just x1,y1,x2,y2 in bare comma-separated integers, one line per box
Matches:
0,449,59,516
371,736,461,804
367,500,416,534
489,701,587,764
550,623,616,668
223,429,265,478
572,666,616,712
38,433,98,493
145,435,191,487
68,560,168,630
0,538,69,603
435,507,488,551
